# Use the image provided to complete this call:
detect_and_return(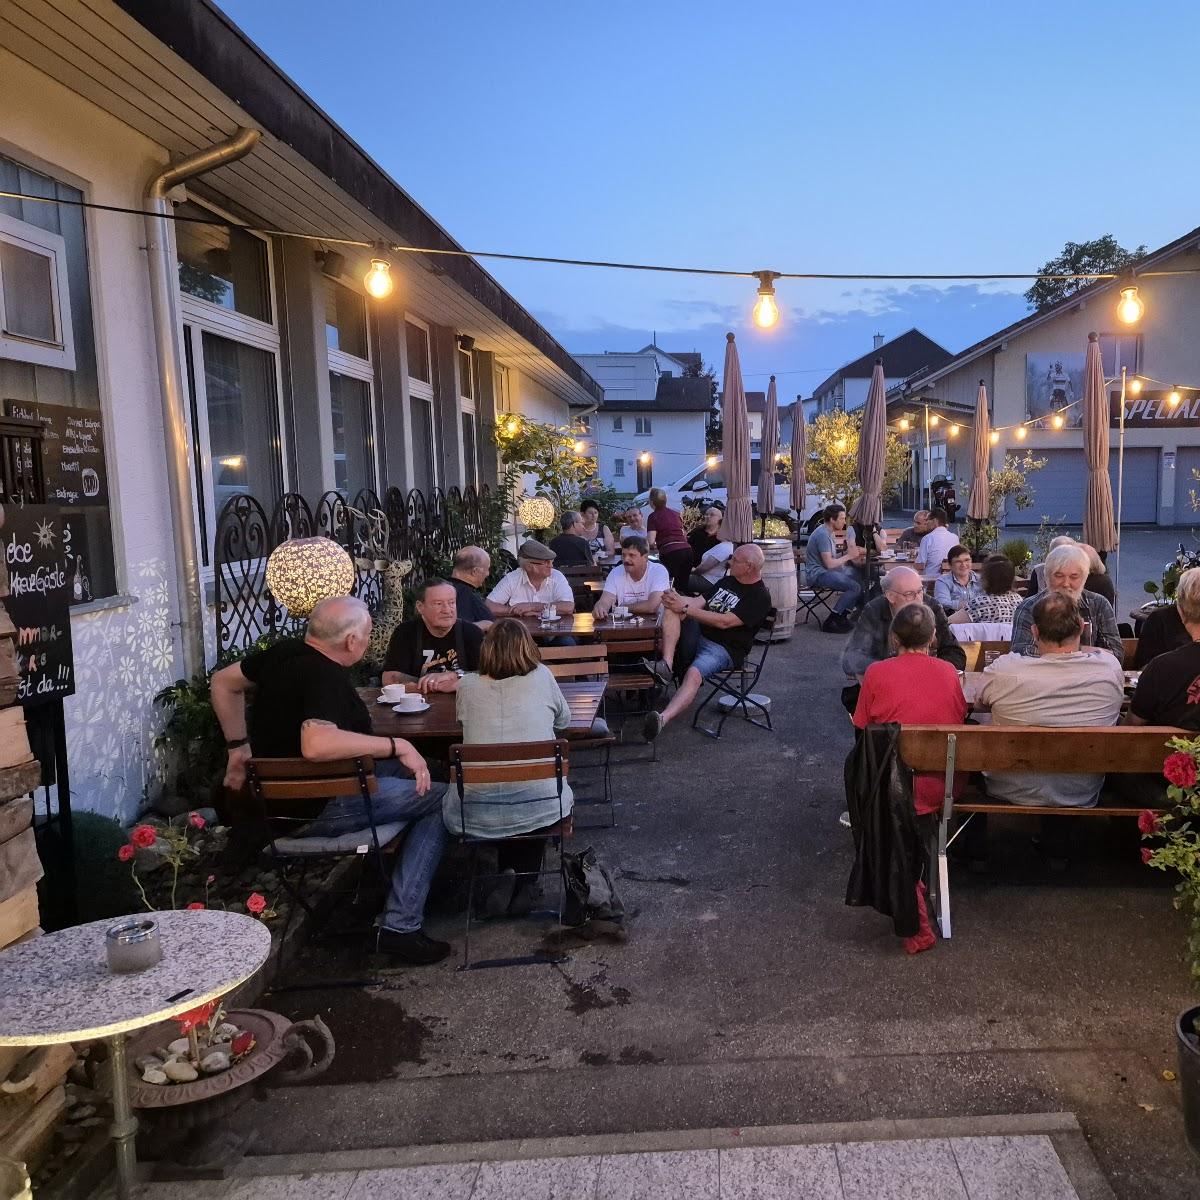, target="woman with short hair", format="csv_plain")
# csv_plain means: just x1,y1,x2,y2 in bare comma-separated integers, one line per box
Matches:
645,487,694,591
954,555,1023,625
445,619,573,915
933,544,979,611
